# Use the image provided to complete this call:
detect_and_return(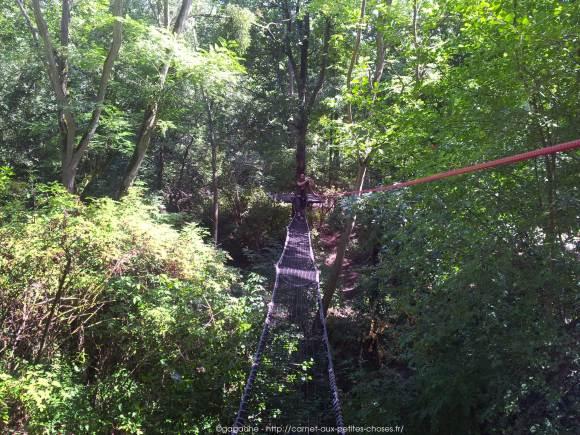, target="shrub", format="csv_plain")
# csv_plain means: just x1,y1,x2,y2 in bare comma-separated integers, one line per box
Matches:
0,184,265,433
